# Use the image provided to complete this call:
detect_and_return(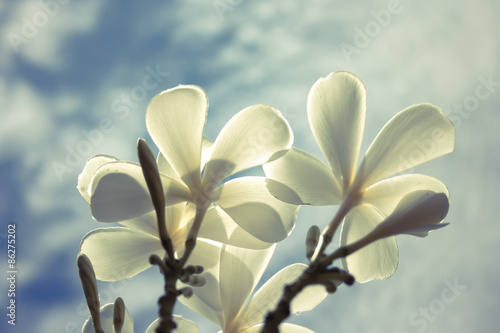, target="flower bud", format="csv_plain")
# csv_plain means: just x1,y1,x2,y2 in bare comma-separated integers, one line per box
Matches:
113,297,125,333
180,287,193,298
306,225,320,260
373,190,449,239
77,253,103,333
